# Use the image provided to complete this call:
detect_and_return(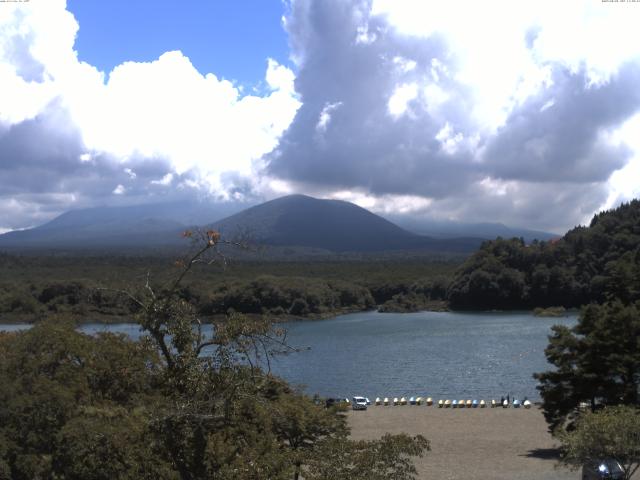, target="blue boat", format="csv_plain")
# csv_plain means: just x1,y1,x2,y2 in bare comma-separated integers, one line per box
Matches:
513,399,521,408
472,399,479,408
